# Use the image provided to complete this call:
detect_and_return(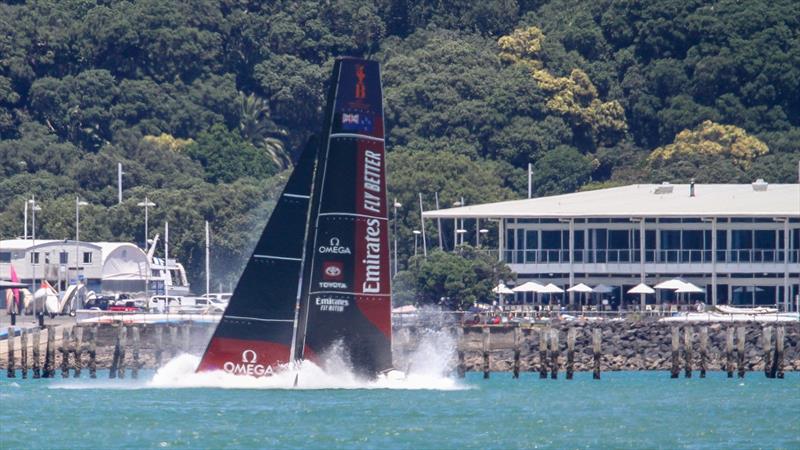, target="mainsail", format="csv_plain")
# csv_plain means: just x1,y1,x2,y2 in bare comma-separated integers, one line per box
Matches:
296,58,392,375
197,57,392,378
196,139,316,375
